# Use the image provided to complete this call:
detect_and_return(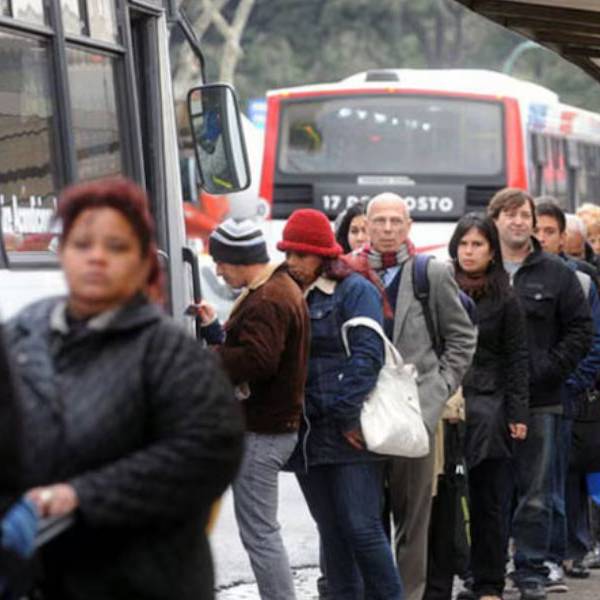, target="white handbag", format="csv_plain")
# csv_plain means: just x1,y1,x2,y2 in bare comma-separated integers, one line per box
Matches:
341,317,430,458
